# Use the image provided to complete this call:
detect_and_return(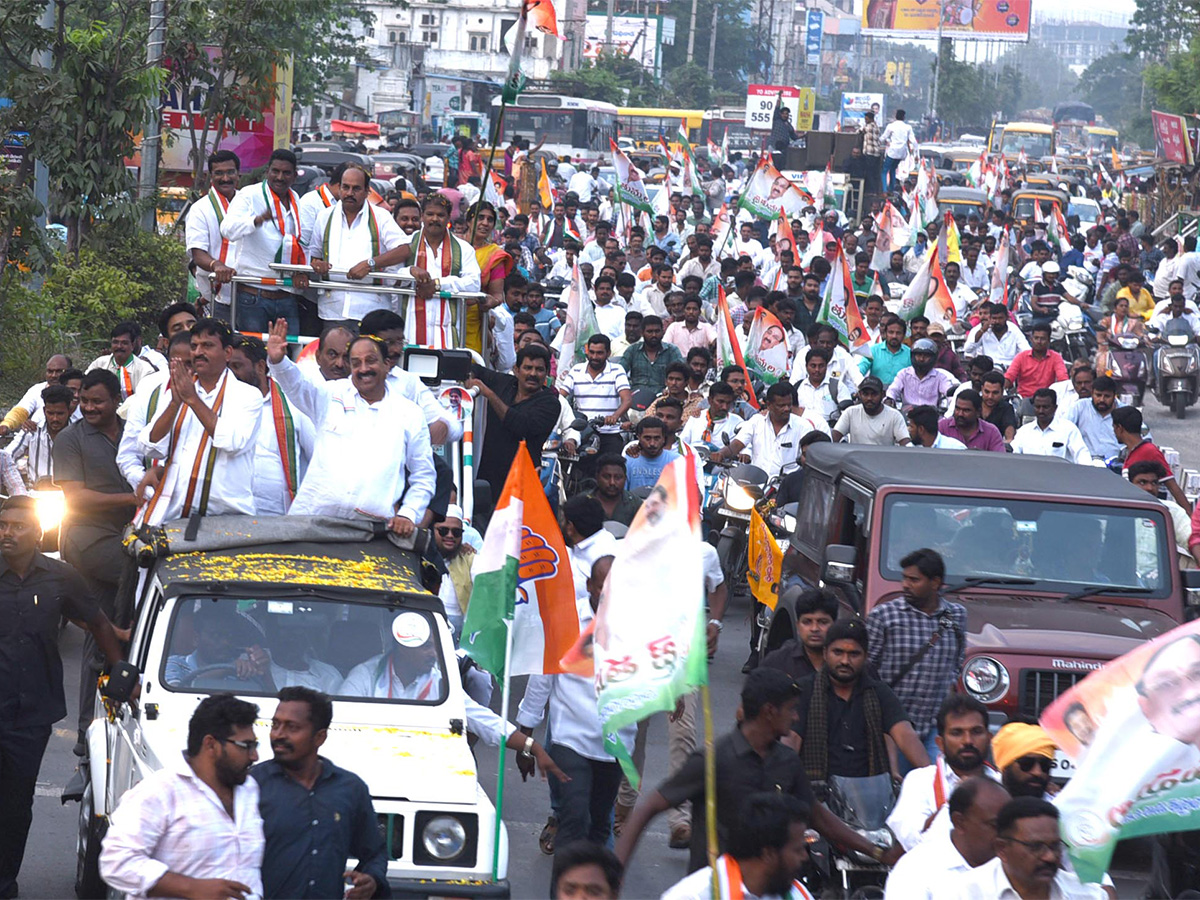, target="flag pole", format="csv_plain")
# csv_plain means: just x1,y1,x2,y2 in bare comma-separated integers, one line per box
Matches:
492,617,515,881
703,680,718,896
471,98,508,244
